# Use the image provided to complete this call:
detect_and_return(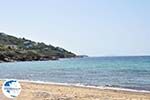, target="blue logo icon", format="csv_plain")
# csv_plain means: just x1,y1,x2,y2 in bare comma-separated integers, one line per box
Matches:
2,79,21,98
